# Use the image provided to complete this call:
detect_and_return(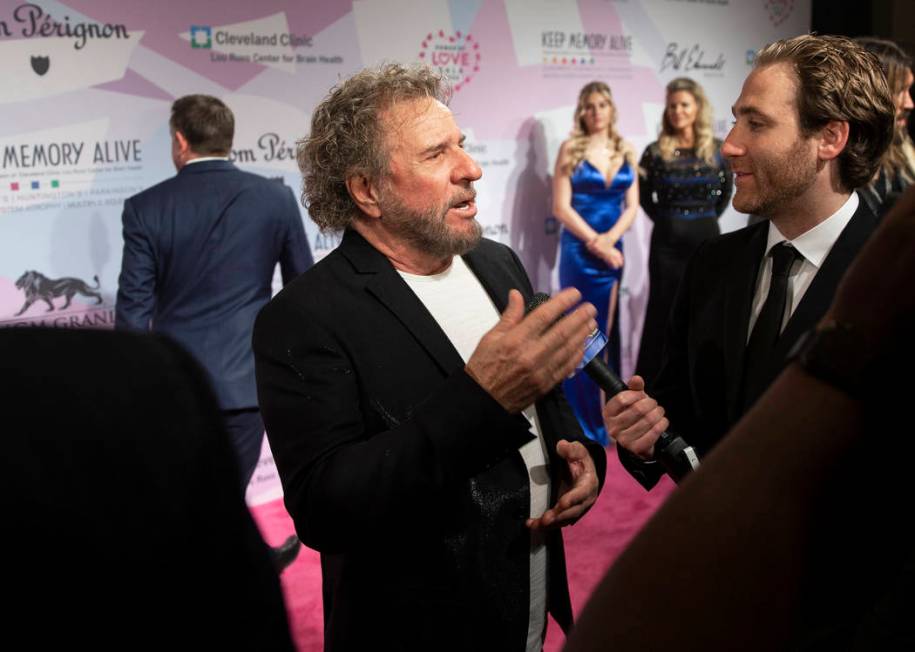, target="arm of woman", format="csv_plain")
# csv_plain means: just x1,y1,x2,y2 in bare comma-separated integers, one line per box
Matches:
638,146,658,222
605,153,640,243
588,150,640,268
552,141,601,244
